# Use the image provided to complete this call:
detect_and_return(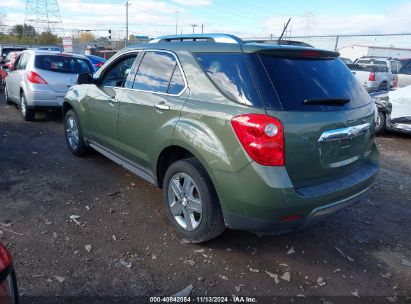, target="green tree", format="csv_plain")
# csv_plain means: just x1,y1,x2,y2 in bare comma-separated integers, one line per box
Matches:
37,31,61,44
10,24,36,40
